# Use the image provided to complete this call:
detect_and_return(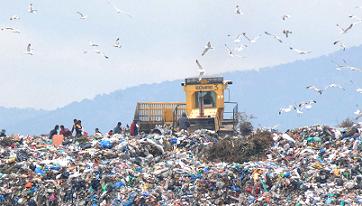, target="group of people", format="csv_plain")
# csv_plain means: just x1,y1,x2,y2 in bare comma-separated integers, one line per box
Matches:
49,119,84,139
49,119,140,139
